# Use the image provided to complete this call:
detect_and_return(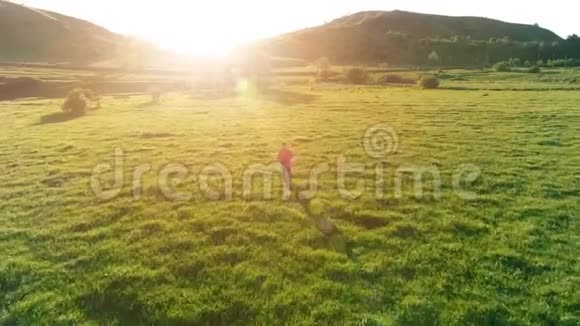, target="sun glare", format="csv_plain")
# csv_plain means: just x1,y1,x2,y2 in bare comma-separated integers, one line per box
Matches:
114,2,279,58
153,32,236,58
